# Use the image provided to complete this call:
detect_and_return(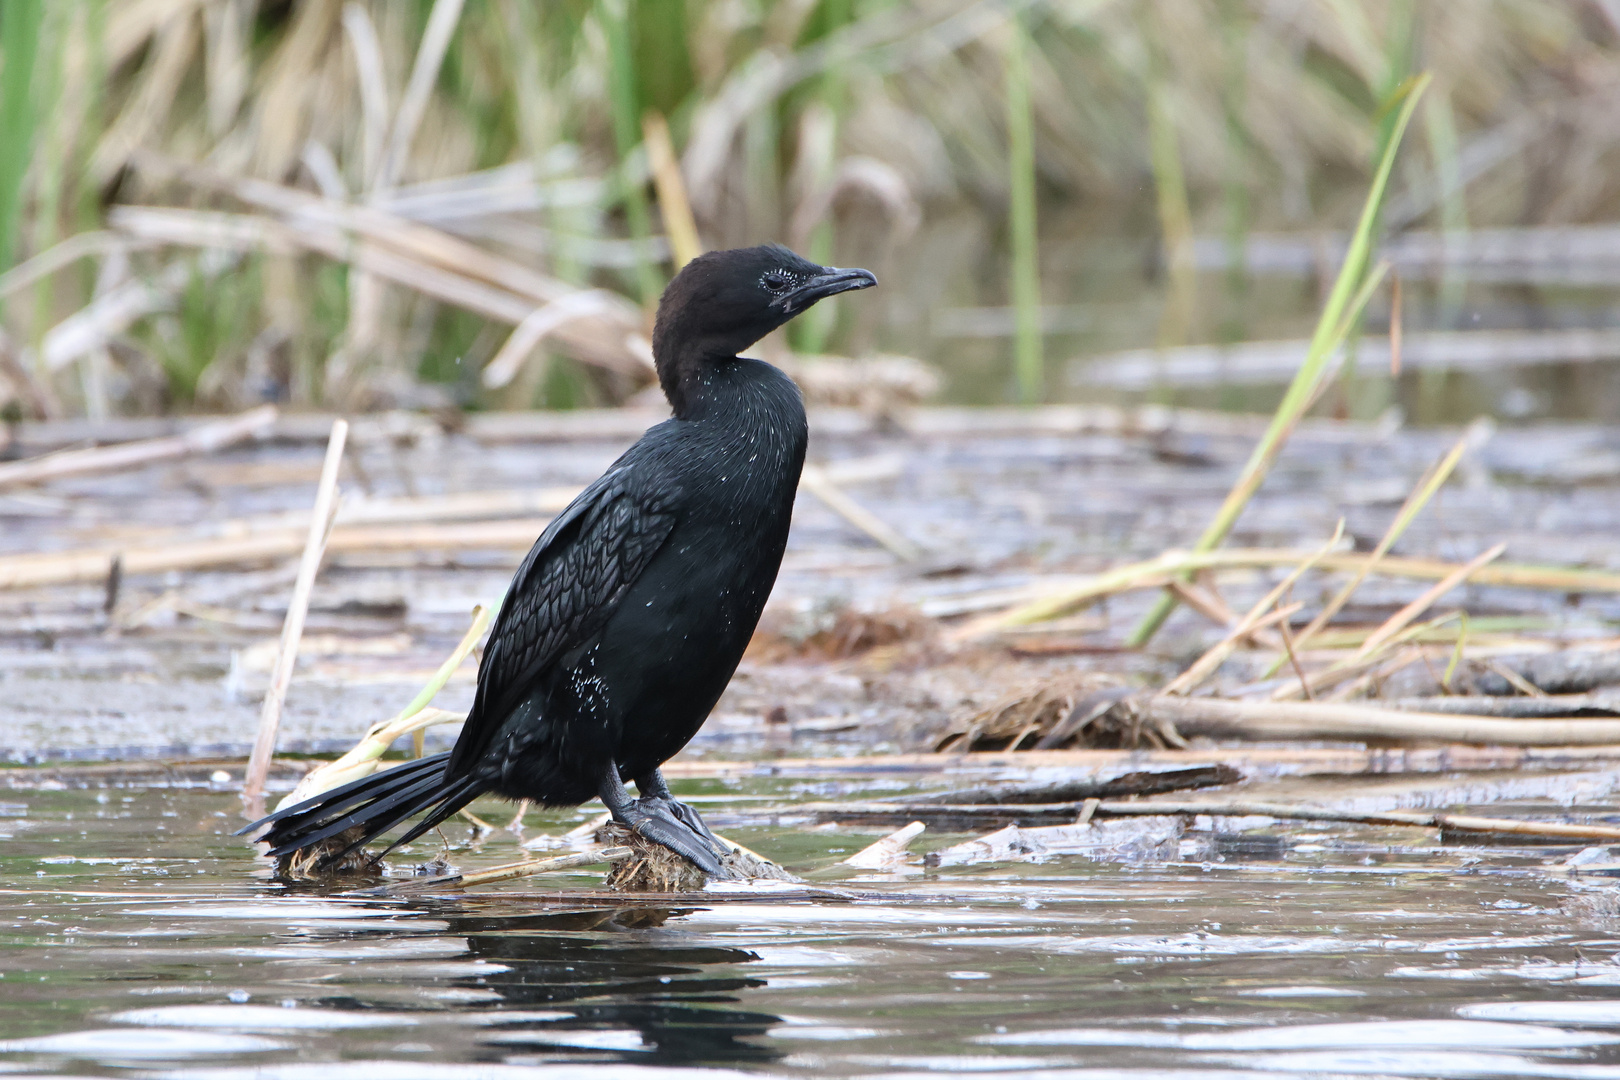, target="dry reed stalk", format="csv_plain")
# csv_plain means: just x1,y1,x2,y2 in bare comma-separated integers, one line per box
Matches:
113,201,652,379
1487,660,1546,698
369,847,633,895
959,547,1620,639
0,453,910,589
0,518,549,592
643,112,703,269
333,0,467,400
269,486,581,531
1352,542,1504,660
1166,578,1236,627
0,231,151,300
276,605,489,811
203,0,253,139
340,4,388,184
651,743,1620,780
1276,615,1312,699
1323,644,1433,703
106,206,303,253
107,205,549,342
1093,799,1620,842
1162,602,1303,697
80,252,130,422
374,0,465,192
799,462,922,561
900,764,1240,805
123,158,652,376
132,153,577,305
275,706,463,811
94,484,577,545
1161,523,1343,695
247,0,340,179
1287,428,1475,654
1324,554,1620,593
1143,695,1620,746
1387,694,1620,718
481,291,621,390
1270,544,1503,702
88,10,199,184
0,404,275,490
11,532,1593,604
1279,651,1398,703
41,250,237,372
242,419,347,807
102,0,211,70
756,799,1106,828
565,812,613,840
